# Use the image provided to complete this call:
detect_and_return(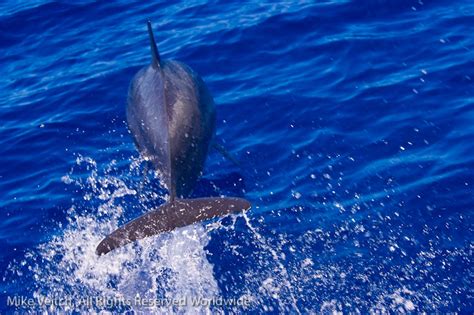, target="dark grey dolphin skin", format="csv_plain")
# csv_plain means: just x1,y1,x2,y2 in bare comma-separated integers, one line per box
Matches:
96,22,250,255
